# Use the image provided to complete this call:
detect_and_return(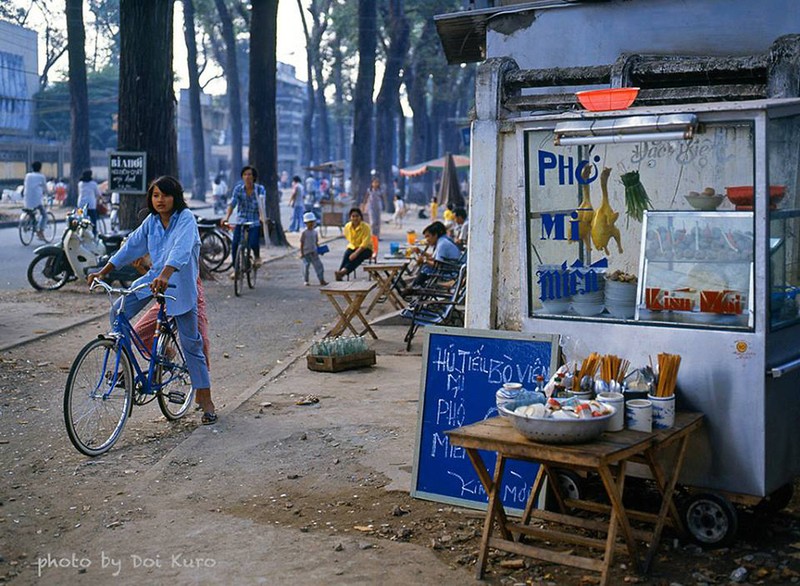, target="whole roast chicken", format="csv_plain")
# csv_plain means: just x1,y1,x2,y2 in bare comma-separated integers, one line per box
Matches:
591,167,623,255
